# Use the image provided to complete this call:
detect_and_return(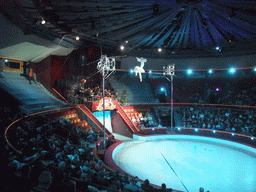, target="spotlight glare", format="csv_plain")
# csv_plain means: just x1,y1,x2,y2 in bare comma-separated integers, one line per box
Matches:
158,48,162,52
149,70,152,74
4,59,8,62
130,69,134,73
216,88,220,91
187,69,192,74
75,36,80,40
251,137,254,140
195,128,198,132
120,45,125,50
209,69,213,73
126,40,128,43
160,87,164,91
213,130,216,133
230,68,236,73
178,128,181,131
254,68,256,72
41,19,46,24
232,133,235,136
216,46,220,50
